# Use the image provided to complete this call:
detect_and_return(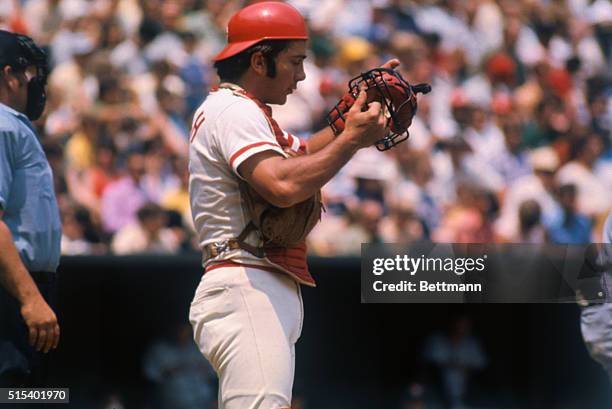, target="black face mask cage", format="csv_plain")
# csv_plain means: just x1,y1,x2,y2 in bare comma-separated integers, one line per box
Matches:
14,35,48,80
14,35,48,120
349,68,431,151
